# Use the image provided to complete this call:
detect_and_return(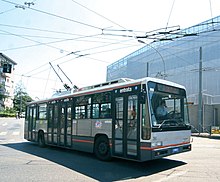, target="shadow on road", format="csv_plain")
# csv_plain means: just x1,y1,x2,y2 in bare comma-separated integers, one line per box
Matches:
3,142,186,181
